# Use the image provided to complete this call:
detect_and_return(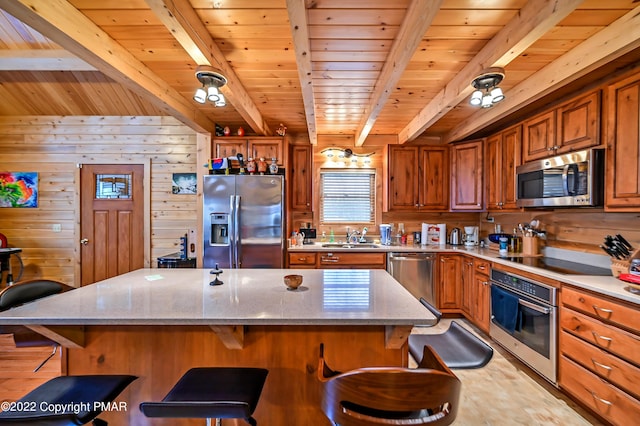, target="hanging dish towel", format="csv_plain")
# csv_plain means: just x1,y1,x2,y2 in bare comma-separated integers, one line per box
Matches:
490,285,521,333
